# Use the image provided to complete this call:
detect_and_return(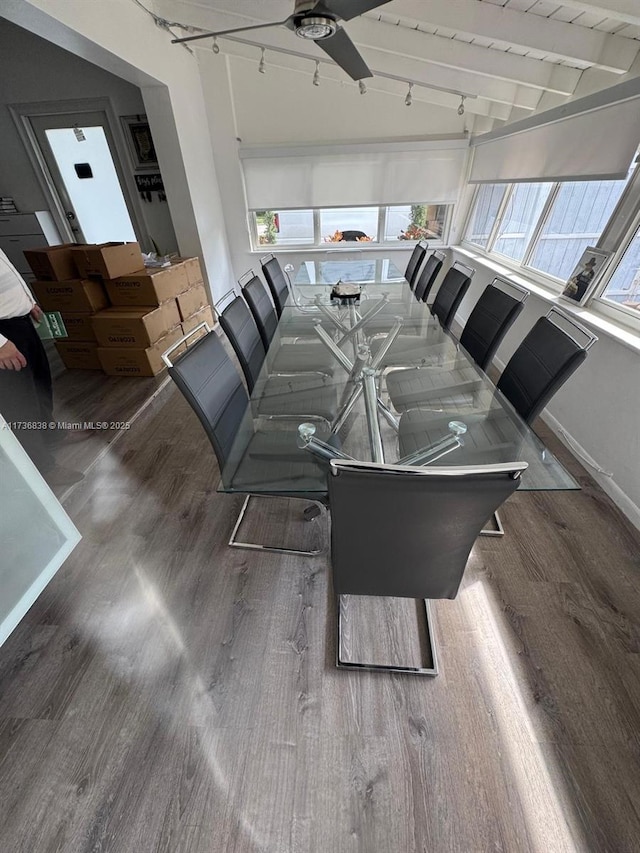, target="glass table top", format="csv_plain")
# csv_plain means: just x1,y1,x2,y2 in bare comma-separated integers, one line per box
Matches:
220,267,578,495
294,258,404,286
